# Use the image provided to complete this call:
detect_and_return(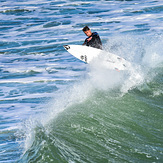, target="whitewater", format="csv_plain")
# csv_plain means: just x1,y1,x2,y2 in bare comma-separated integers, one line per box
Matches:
0,0,163,162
